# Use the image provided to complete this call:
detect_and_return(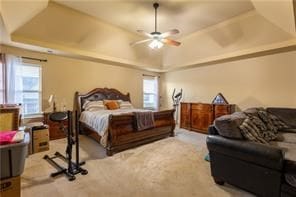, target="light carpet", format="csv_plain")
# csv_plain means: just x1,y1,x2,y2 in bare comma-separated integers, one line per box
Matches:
21,129,254,197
